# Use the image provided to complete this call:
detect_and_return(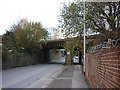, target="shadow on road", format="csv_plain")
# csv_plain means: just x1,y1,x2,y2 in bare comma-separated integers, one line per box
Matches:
48,61,65,65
